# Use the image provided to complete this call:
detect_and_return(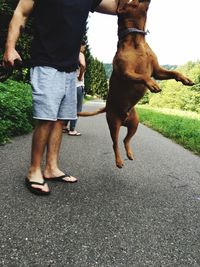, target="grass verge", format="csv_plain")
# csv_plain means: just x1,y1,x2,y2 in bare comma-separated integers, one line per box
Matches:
136,105,200,156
